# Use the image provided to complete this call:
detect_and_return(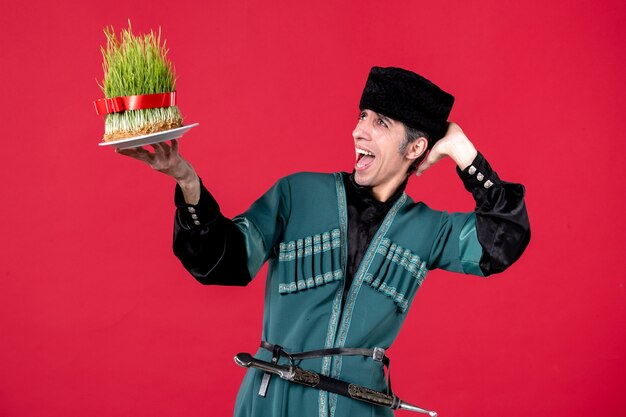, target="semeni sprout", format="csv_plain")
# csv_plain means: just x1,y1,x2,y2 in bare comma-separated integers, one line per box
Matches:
98,21,183,141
